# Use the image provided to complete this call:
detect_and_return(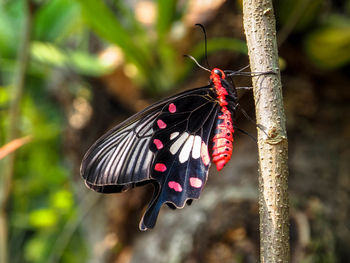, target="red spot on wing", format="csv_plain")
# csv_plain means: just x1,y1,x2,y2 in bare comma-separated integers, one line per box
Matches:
157,119,167,129
168,103,176,113
189,177,202,188
201,142,210,166
168,181,183,192
154,163,167,172
153,139,163,150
